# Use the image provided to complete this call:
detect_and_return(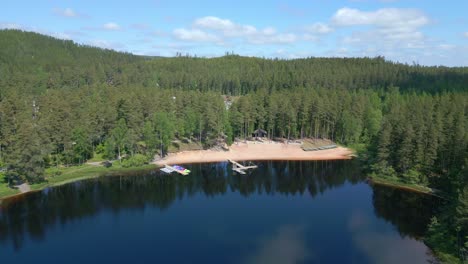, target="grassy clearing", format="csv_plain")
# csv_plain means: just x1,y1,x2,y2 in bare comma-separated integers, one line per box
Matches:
1,163,158,200
168,140,203,153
